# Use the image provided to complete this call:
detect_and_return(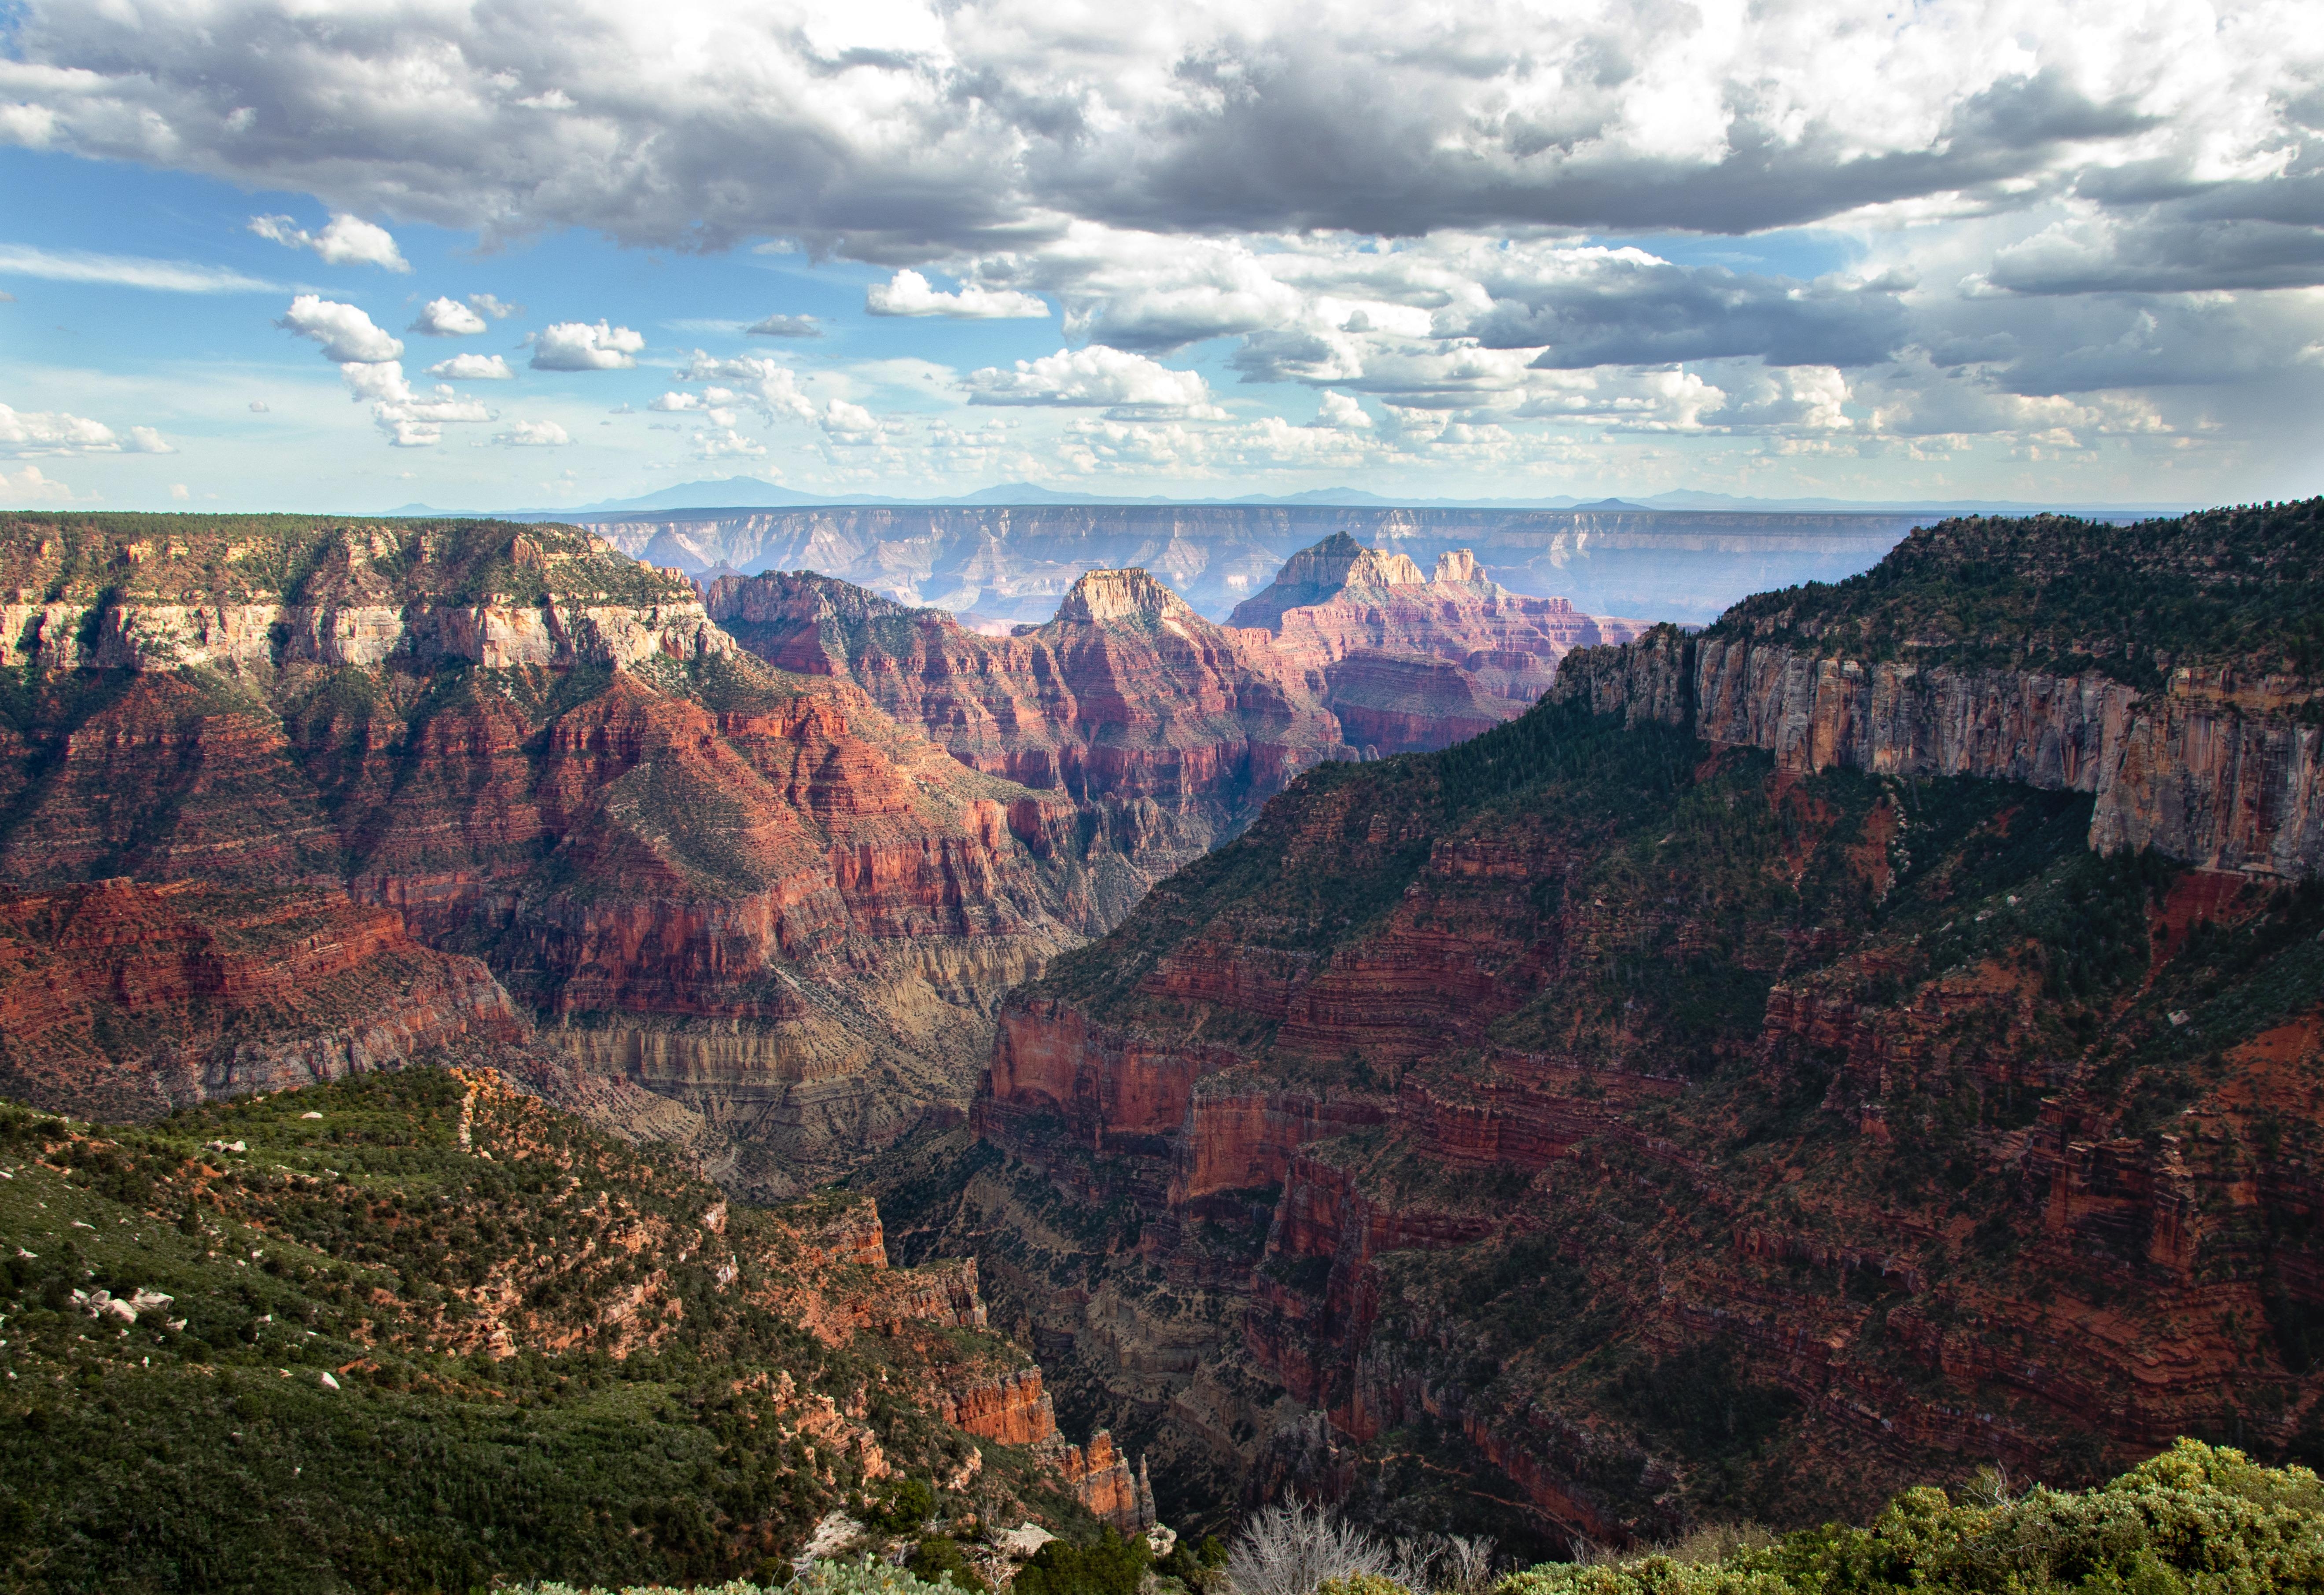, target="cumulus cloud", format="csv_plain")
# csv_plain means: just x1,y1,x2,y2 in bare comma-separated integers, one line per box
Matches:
965,346,1221,417
747,313,821,337
427,352,513,379
467,293,522,320
674,353,818,421
1460,253,1909,370
248,400,269,412
410,296,488,335
279,295,403,362
1313,390,1371,430
493,420,569,446
530,321,645,370
0,403,119,455
249,213,410,272
336,360,494,445
696,427,767,458
0,465,77,502
820,398,884,442
866,271,1047,319
126,426,176,454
